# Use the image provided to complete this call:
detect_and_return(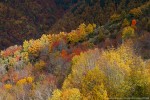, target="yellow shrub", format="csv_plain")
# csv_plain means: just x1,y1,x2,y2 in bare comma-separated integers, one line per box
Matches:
122,26,135,40
26,77,34,83
86,24,93,33
110,13,121,22
86,24,96,33
35,60,46,70
59,32,67,37
67,30,79,44
129,8,142,17
122,18,130,27
51,89,62,100
67,23,96,44
21,52,29,62
40,34,51,45
51,88,82,100
4,84,12,90
23,40,30,52
16,78,27,85
81,67,108,100
61,88,82,100
28,40,42,56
